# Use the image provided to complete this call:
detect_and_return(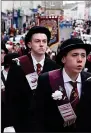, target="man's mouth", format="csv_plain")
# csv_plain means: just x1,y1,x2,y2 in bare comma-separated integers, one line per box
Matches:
77,65,82,67
77,65,83,69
